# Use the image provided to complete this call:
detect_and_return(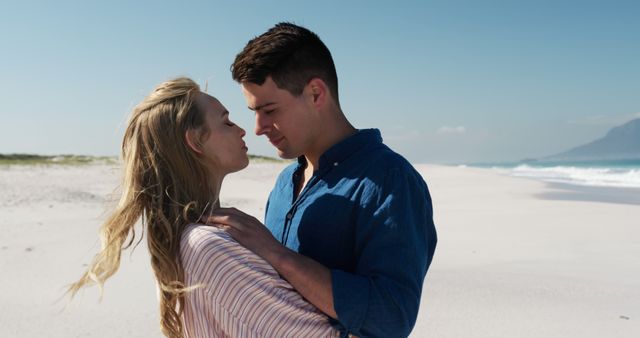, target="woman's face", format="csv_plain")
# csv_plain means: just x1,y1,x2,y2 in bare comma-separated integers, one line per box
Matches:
193,92,249,175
